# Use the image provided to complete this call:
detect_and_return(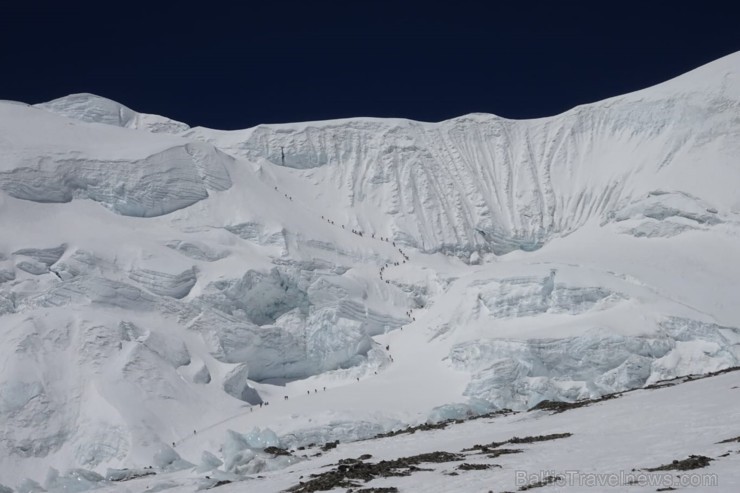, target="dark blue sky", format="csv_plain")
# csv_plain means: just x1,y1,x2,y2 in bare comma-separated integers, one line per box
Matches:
2,1,738,129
